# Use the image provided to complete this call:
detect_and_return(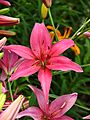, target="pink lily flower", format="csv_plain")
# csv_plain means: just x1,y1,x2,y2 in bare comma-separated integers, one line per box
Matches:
4,23,83,102
0,49,24,81
0,37,7,51
0,15,20,26
17,85,77,120
0,0,11,6
83,115,90,119
0,95,25,120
